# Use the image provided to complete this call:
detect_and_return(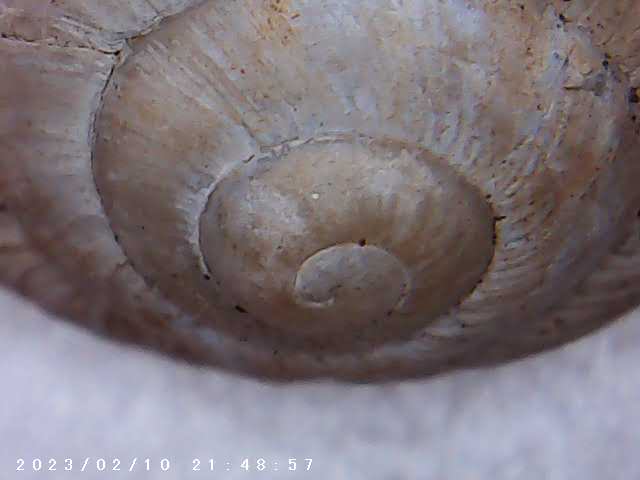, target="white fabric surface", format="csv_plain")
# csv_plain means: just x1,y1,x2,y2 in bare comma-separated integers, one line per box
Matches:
1,287,639,480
